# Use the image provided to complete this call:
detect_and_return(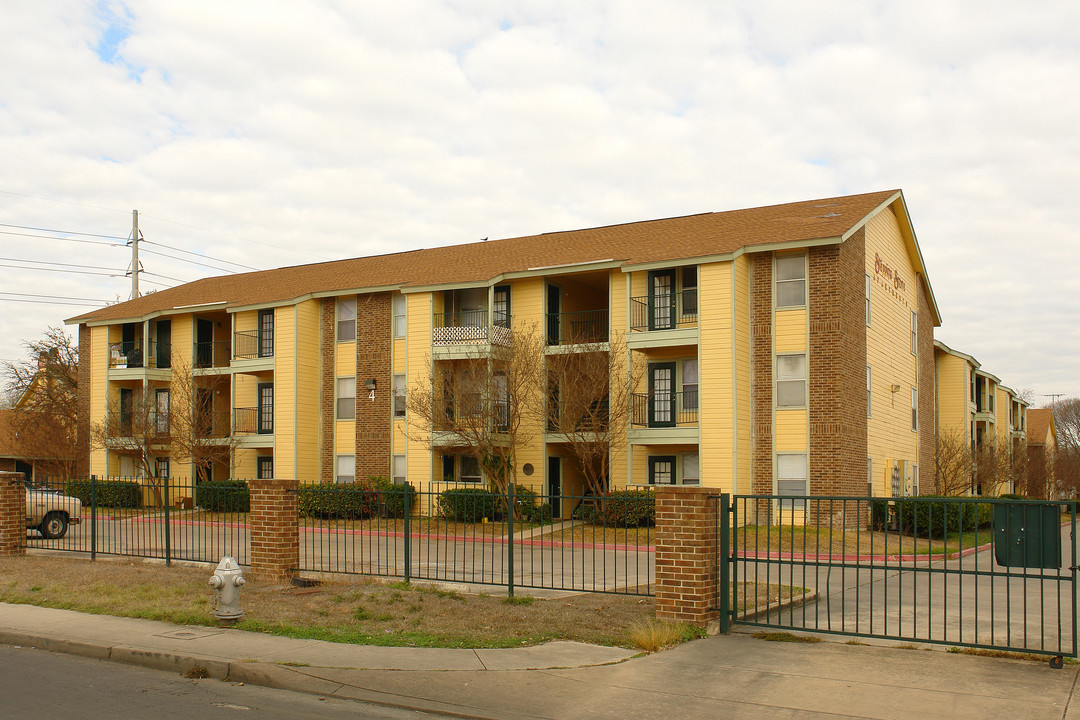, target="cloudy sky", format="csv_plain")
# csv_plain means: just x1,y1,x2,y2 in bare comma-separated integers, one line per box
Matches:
1,1,1078,401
